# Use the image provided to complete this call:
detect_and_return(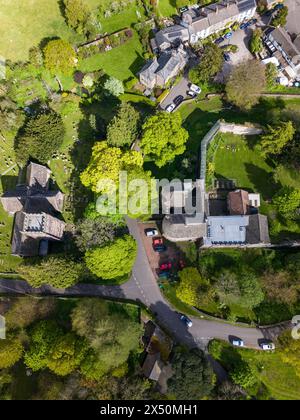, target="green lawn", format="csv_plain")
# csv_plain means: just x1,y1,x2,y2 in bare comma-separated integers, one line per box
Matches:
157,0,177,17
209,339,300,400
0,0,73,61
79,32,144,81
